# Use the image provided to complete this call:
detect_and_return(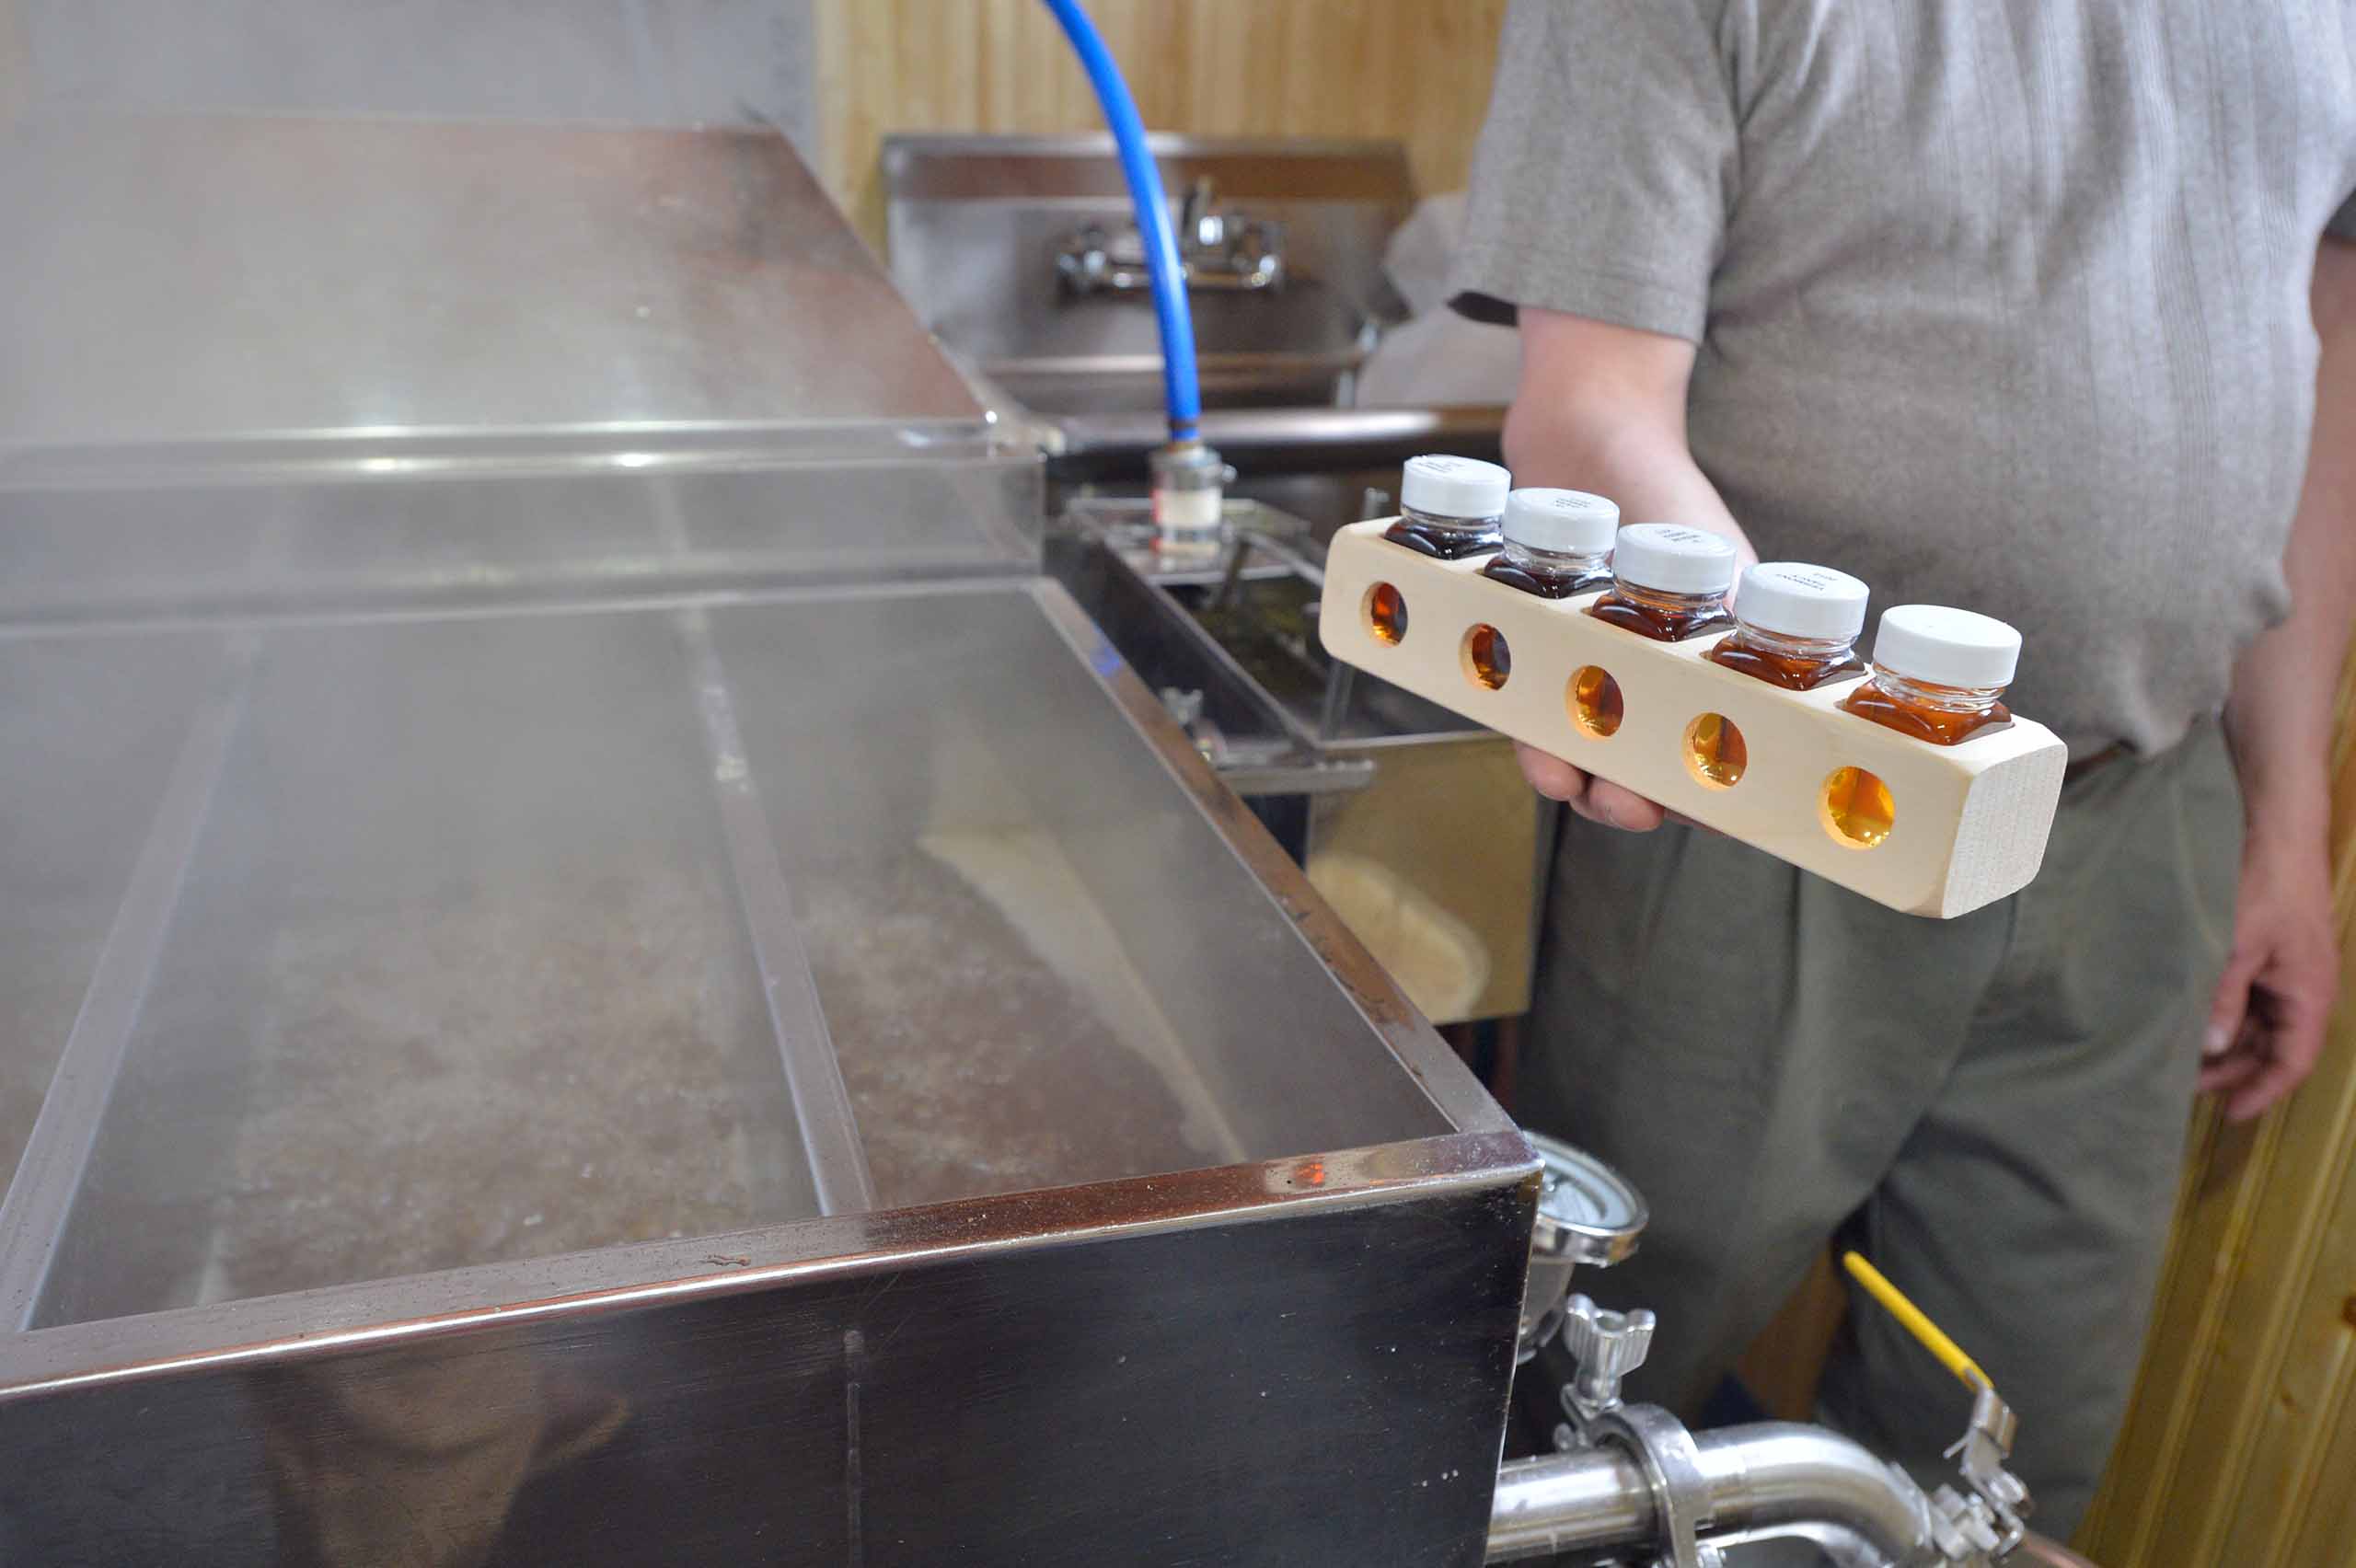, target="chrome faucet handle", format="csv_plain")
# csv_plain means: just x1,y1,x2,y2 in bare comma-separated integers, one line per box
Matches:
1559,1294,1655,1427
1183,175,1219,248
